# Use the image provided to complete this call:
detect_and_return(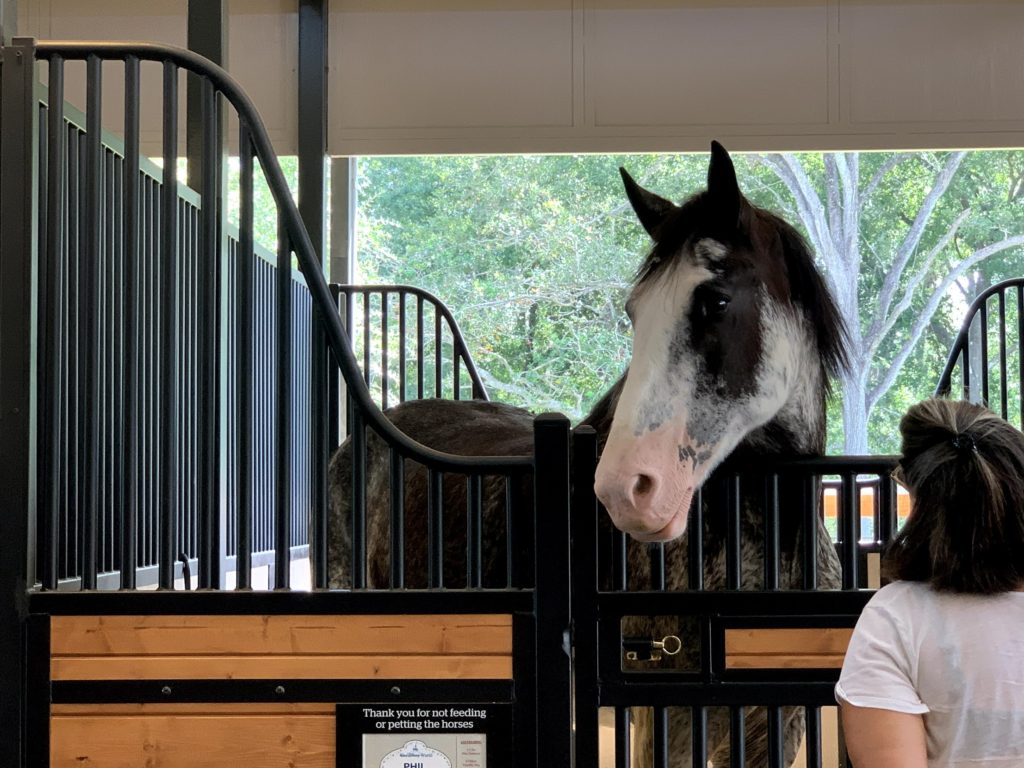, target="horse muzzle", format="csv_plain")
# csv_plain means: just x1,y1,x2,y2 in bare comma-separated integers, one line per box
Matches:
594,426,697,543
